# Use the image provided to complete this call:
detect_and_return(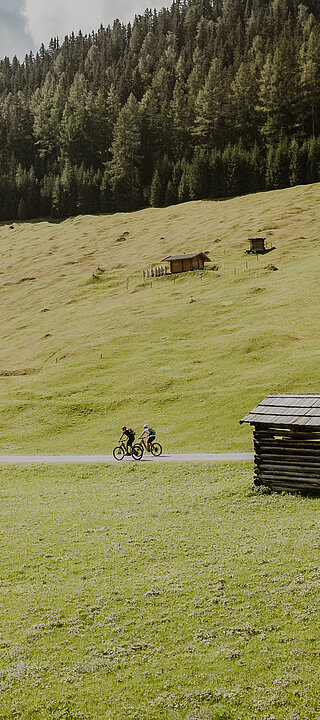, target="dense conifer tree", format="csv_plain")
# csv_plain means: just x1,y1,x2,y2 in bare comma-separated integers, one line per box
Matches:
2,0,320,220
108,93,143,209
